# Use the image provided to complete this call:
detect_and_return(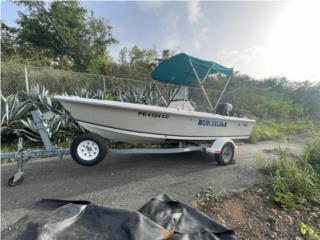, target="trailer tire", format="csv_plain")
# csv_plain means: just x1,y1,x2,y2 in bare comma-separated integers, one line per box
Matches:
8,176,24,187
215,142,234,165
71,133,107,166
